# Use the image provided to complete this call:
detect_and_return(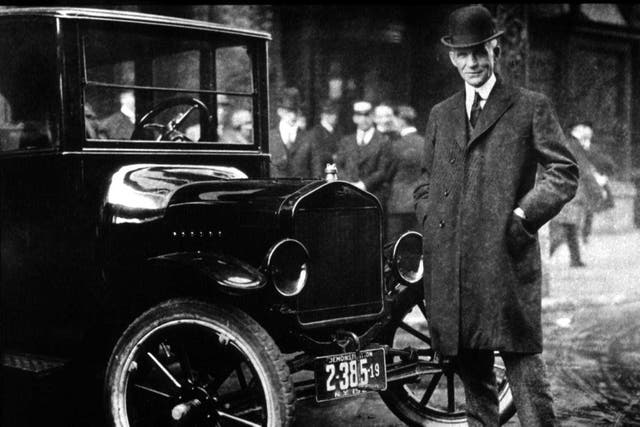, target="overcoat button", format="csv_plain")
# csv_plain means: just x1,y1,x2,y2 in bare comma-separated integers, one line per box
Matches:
444,189,449,197
438,220,445,228
449,157,456,164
